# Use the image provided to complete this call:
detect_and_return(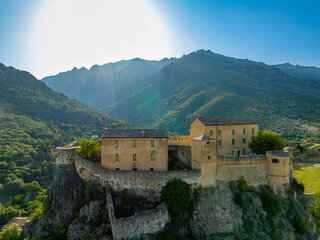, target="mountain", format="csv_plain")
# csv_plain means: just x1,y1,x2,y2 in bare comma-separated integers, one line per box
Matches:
274,63,320,81
42,57,177,109
42,50,320,139
0,63,130,203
